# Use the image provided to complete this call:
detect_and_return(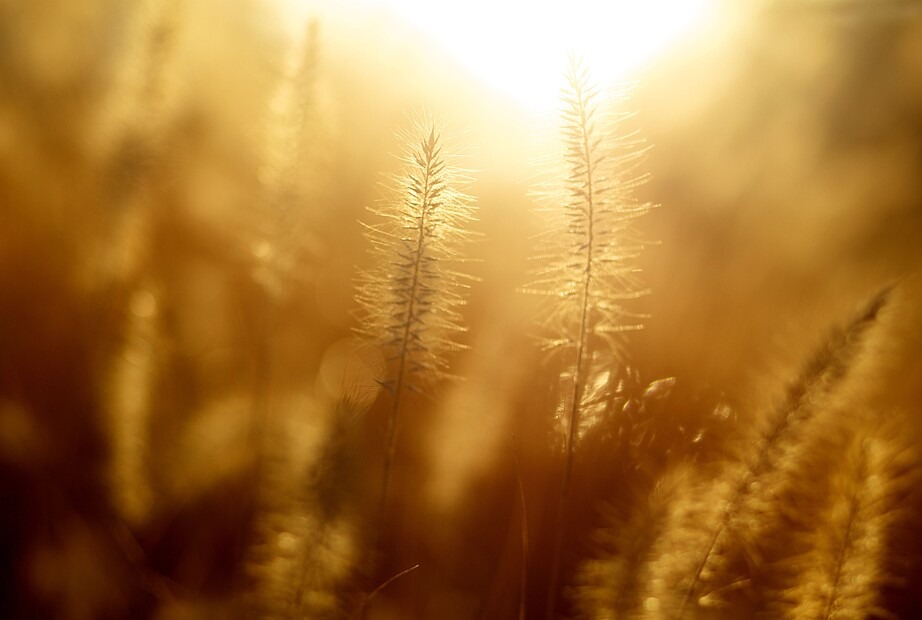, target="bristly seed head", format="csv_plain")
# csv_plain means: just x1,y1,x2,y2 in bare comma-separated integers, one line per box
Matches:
528,55,654,442
530,55,652,366
354,118,476,395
